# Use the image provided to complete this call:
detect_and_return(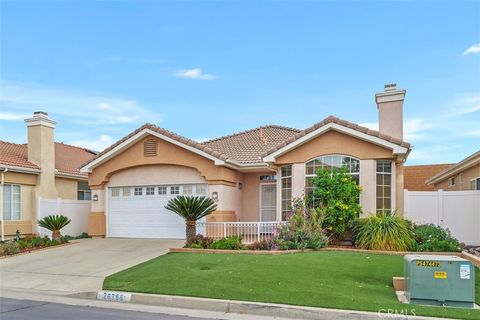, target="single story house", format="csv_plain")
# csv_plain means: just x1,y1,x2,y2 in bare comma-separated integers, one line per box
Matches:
426,150,480,191
81,84,411,239
0,112,96,237
404,164,453,191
